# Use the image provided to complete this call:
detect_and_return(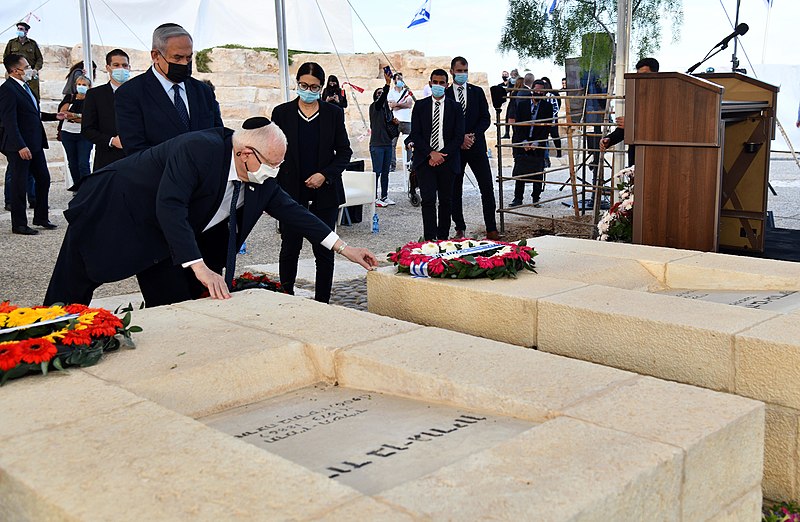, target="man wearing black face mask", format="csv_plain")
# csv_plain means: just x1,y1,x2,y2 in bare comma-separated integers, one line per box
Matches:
115,23,222,155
